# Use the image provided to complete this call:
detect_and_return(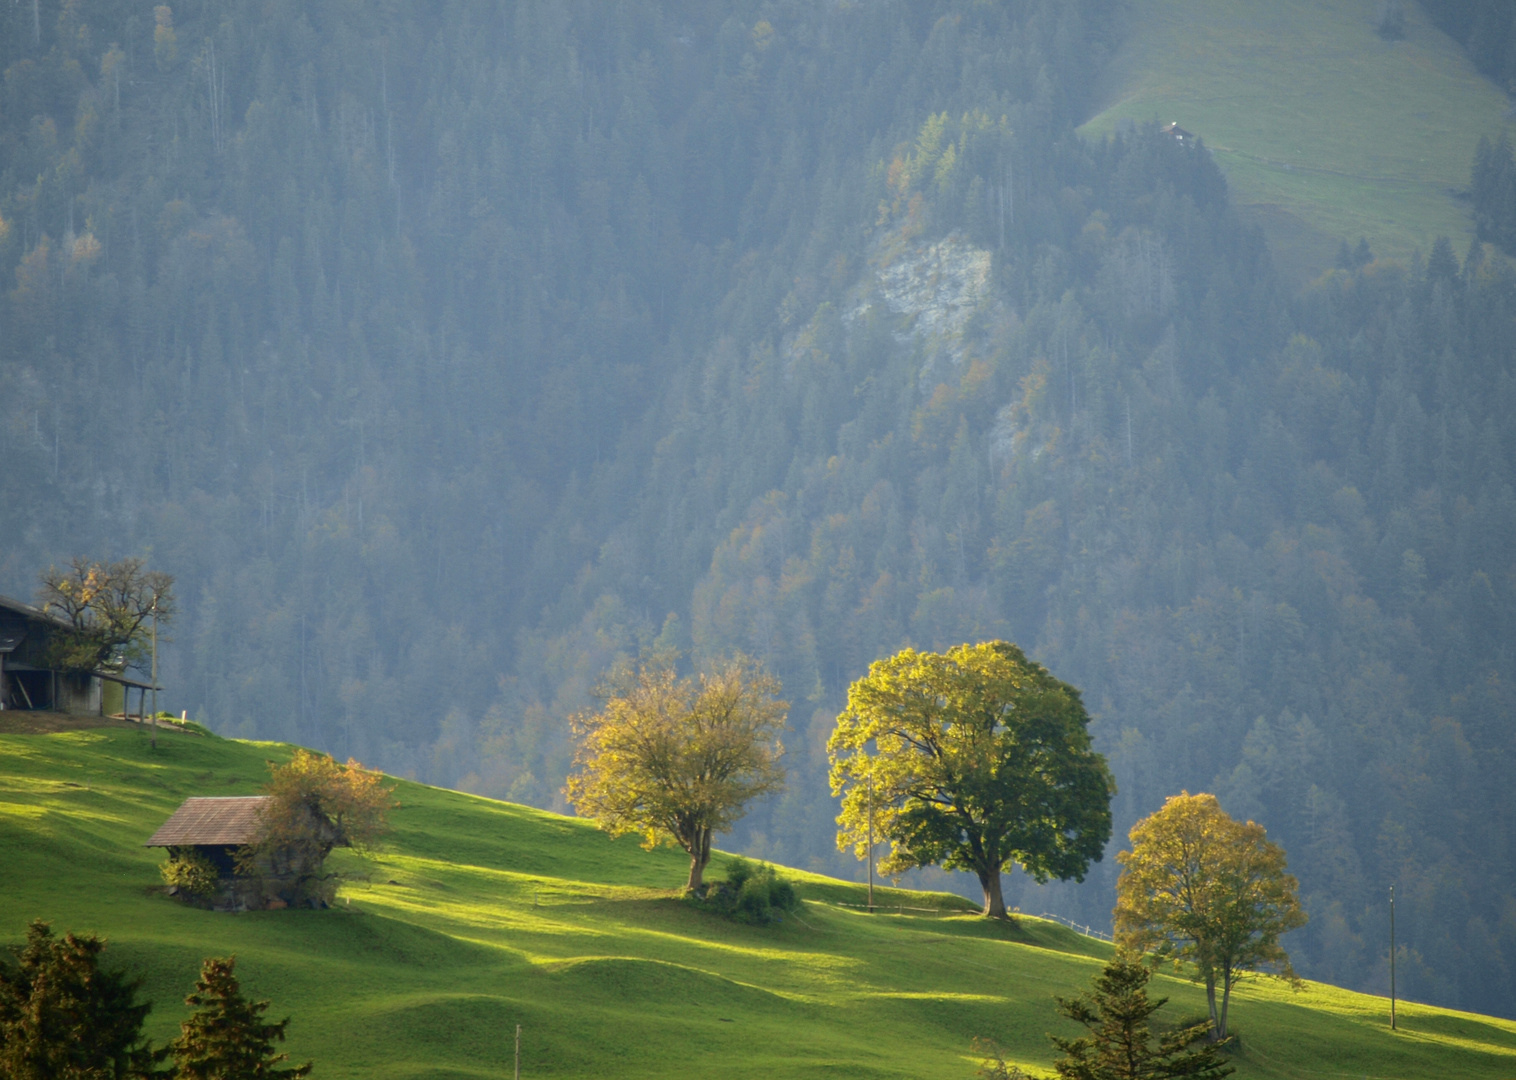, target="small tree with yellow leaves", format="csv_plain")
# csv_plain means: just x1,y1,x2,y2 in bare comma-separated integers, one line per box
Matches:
1114,792,1307,1041
237,750,394,907
36,557,174,677
564,657,787,892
